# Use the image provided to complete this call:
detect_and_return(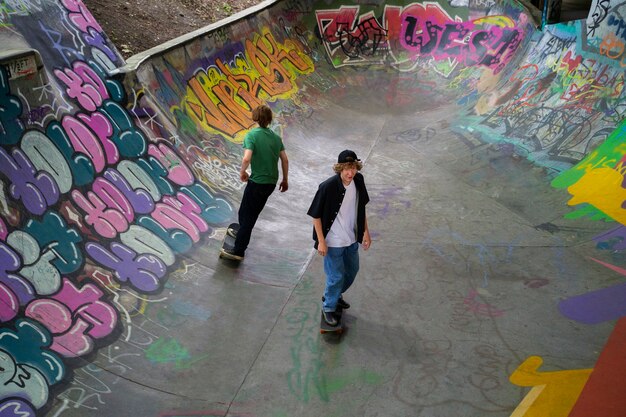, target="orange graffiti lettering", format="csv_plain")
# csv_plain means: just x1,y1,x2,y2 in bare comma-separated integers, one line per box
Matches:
183,30,313,141
600,33,625,60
